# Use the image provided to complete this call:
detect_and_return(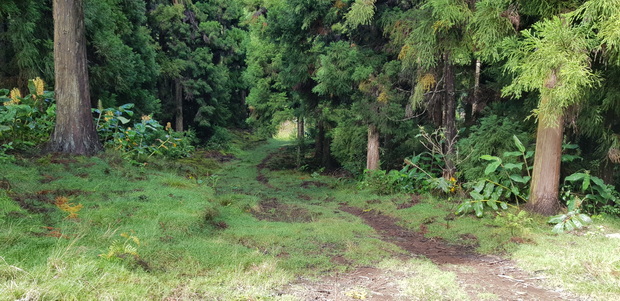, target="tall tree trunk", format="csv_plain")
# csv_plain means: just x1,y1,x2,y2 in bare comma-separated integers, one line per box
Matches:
442,53,456,179
314,120,334,169
48,0,101,155
527,95,563,216
465,58,482,125
174,78,183,132
366,123,380,170
297,117,304,142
